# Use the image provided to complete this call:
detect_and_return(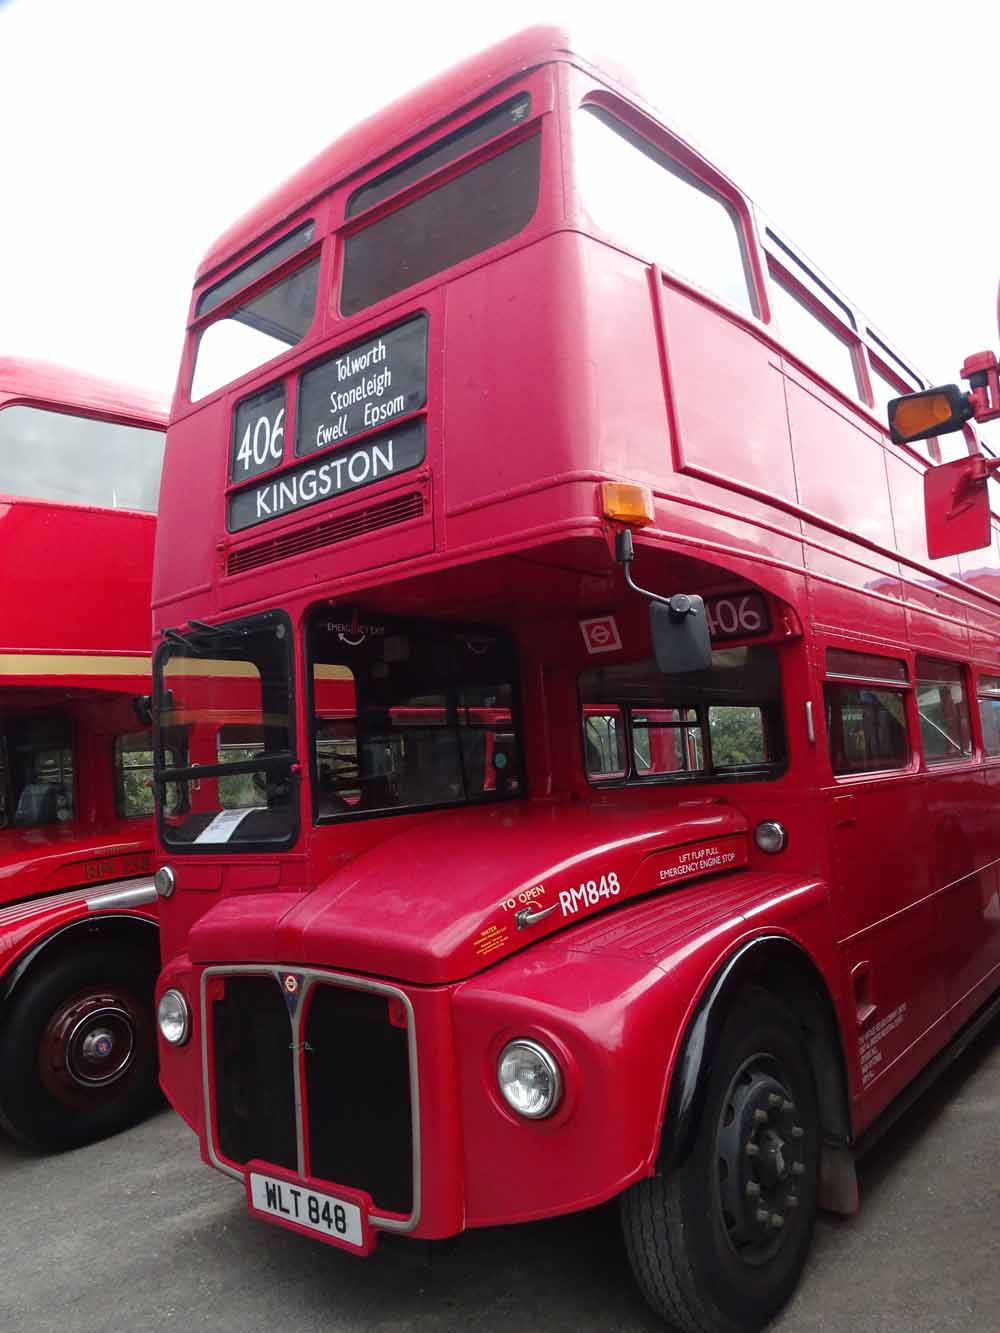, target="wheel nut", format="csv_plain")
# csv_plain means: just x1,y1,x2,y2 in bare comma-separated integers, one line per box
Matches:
787,1194,799,1209
768,1093,783,1108
746,1181,761,1197
790,1125,804,1139
770,1213,784,1229
792,1161,805,1176
756,1208,770,1224
753,1108,769,1124
745,1143,760,1158
781,1099,795,1113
